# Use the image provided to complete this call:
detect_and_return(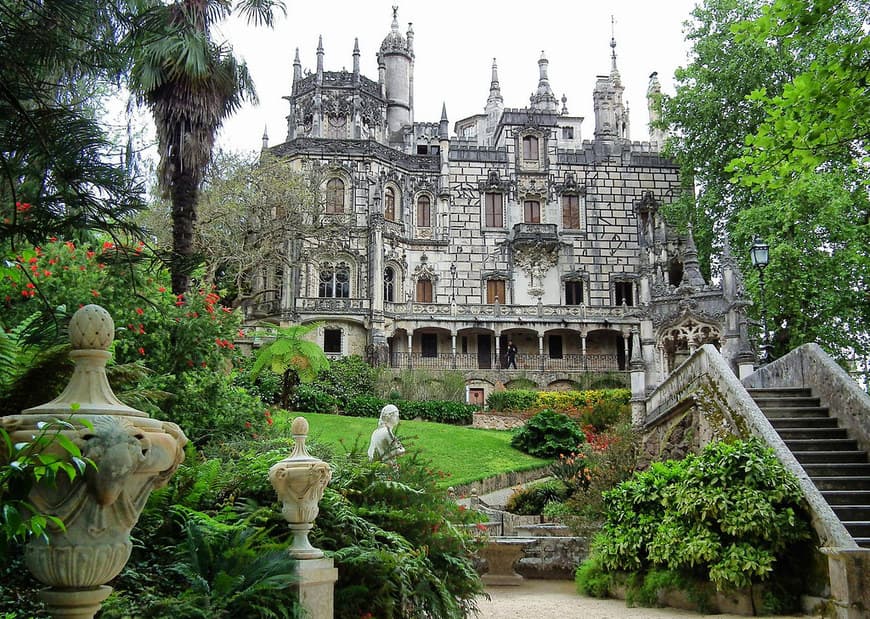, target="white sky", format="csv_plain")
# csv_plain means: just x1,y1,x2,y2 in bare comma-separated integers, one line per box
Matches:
215,0,699,153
